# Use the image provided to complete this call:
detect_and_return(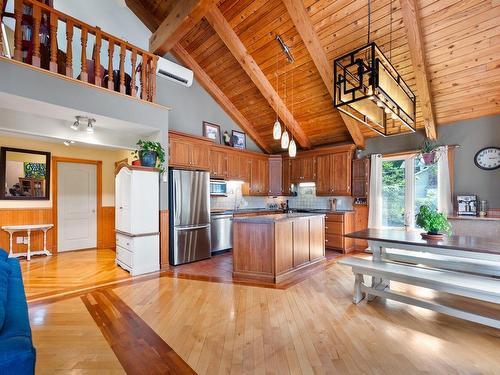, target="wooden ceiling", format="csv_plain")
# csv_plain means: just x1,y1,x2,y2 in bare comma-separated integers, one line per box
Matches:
126,0,500,153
